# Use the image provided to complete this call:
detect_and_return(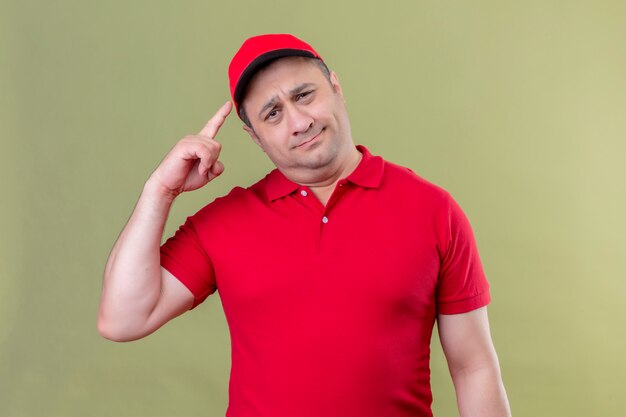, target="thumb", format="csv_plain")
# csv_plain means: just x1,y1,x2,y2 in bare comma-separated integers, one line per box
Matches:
207,160,224,181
